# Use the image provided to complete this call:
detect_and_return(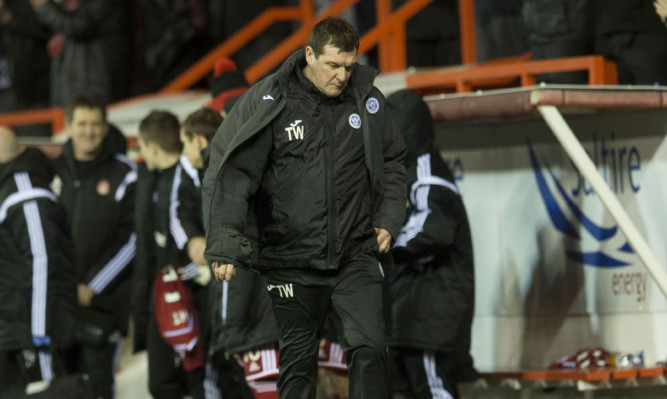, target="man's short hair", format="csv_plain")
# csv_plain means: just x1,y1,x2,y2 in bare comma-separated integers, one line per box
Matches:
66,95,107,122
138,110,182,153
307,16,359,57
182,107,223,143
